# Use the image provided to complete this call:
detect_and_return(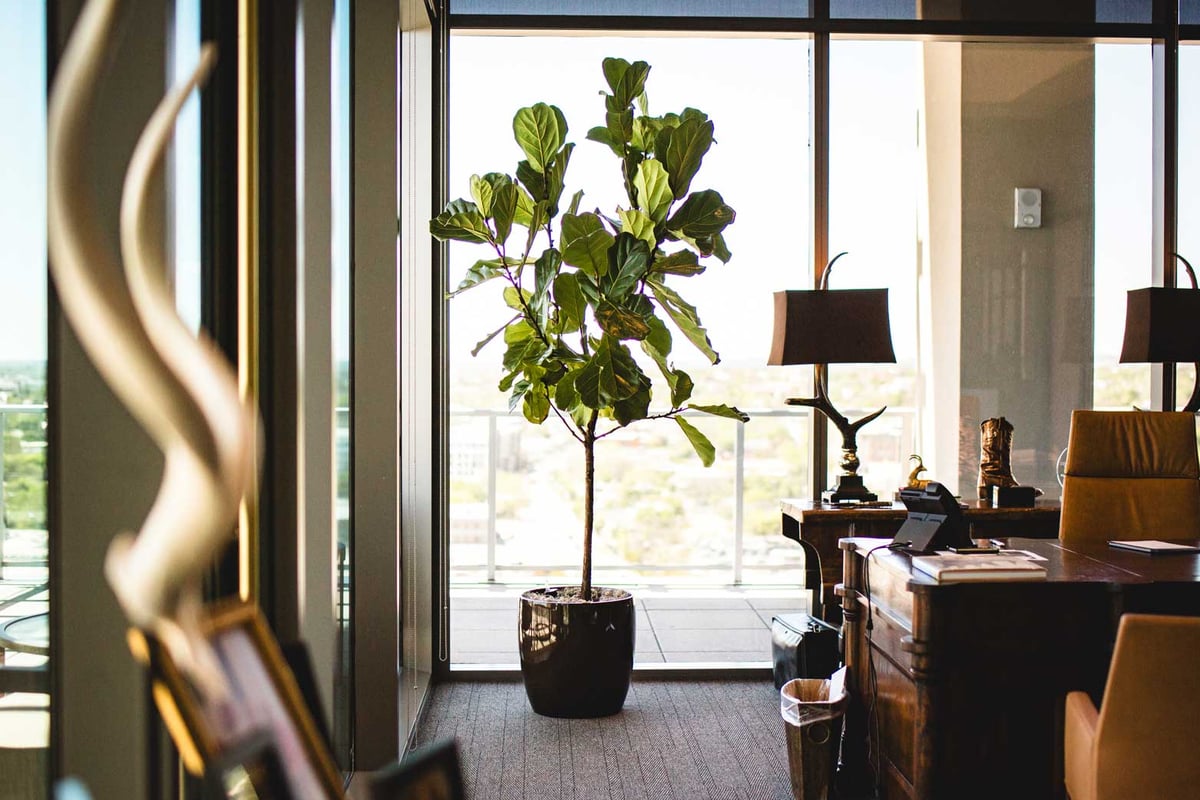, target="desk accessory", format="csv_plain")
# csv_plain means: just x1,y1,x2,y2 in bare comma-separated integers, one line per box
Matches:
990,484,1037,507
1108,540,1200,555
768,252,897,503
893,482,974,553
